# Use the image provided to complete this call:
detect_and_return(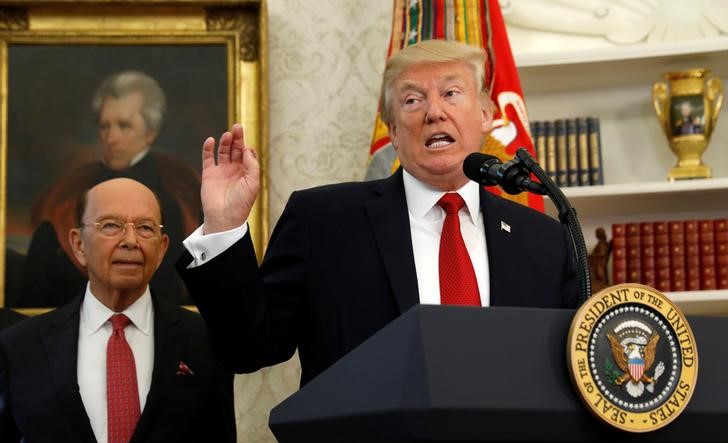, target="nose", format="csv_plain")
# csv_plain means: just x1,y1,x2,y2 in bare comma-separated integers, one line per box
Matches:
118,223,140,249
101,125,120,145
424,97,446,123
